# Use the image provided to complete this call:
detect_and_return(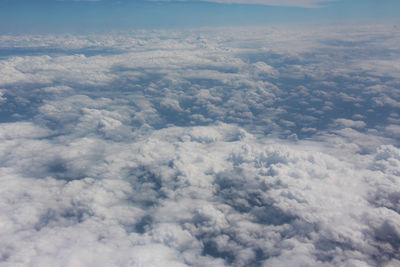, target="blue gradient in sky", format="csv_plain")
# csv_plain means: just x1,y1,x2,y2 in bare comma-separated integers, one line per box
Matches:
0,0,399,33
